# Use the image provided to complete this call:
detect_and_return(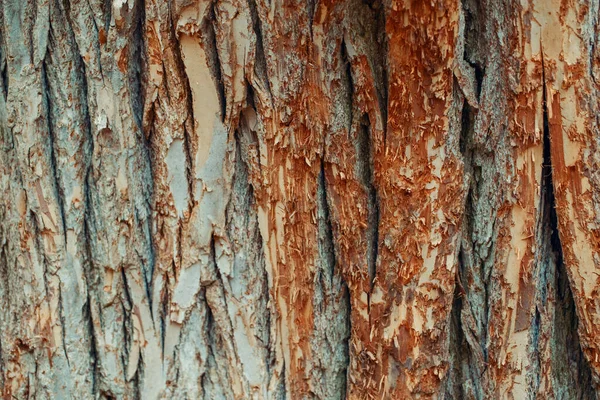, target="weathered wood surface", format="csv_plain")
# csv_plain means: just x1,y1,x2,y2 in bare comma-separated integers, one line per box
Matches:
0,0,599,398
